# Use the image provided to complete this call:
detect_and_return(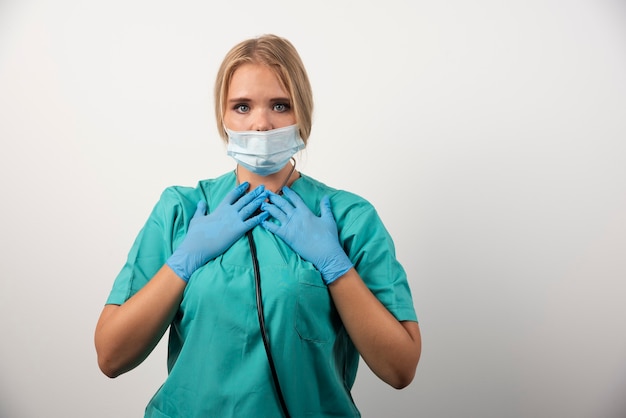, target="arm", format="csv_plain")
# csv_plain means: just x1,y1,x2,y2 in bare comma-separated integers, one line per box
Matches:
95,265,185,378
328,268,421,389
95,183,268,378
262,188,421,388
